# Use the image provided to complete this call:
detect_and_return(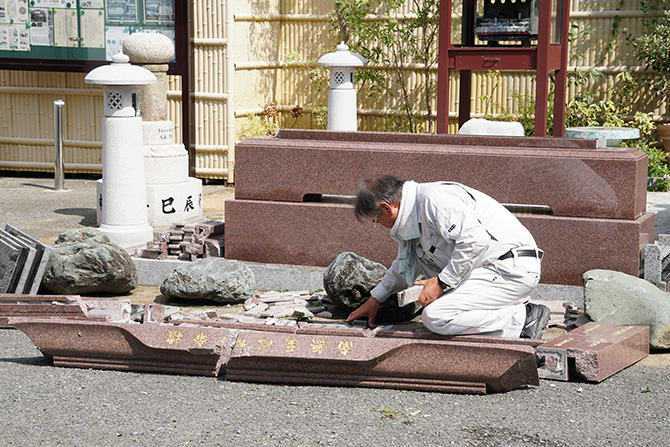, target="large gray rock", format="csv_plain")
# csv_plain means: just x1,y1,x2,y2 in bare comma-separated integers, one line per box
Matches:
160,258,255,304
323,252,419,323
324,252,387,309
584,269,670,349
42,228,137,295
